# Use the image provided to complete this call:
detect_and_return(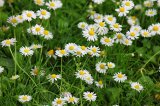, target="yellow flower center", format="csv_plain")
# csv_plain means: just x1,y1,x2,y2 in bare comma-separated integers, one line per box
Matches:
98,80,103,85
100,64,105,69
69,46,74,50
117,73,123,78
130,32,135,36
48,50,54,55
125,2,130,6
5,40,11,45
11,18,17,23
36,0,42,5
60,50,66,55
119,7,125,12
108,17,113,21
99,22,105,27
153,26,159,31
88,94,93,98
24,49,30,53
89,30,95,36
81,24,85,28
22,96,28,101
81,46,86,50
143,32,149,36
56,99,62,104
125,39,129,44
117,34,122,39
104,38,111,43
33,68,39,75
134,85,140,89
149,11,154,15
35,27,41,32
131,16,137,20
50,2,55,7
76,51,82,55
69,97,75,102
108,63,113,68
43,30,49,35
79,70,85,75
113,24,119,28
92,48,97,53
27,13,32,17
41,10,47,15
51,74,57,79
